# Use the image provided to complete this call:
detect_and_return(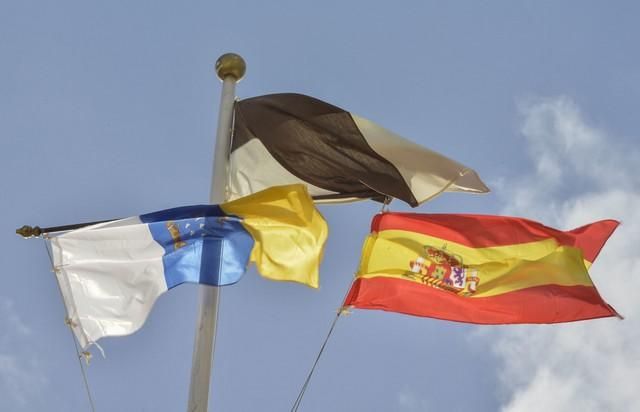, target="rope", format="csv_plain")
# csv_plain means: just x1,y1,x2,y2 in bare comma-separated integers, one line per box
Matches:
290,311,342,412
380,196,392,213
290,278,356,412
43,238,97,412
